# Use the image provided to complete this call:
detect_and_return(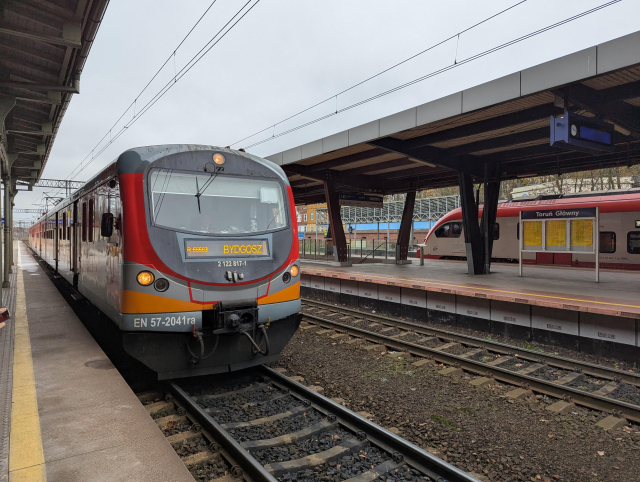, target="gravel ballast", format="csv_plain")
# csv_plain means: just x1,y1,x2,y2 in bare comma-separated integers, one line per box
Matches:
275,326,640,482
